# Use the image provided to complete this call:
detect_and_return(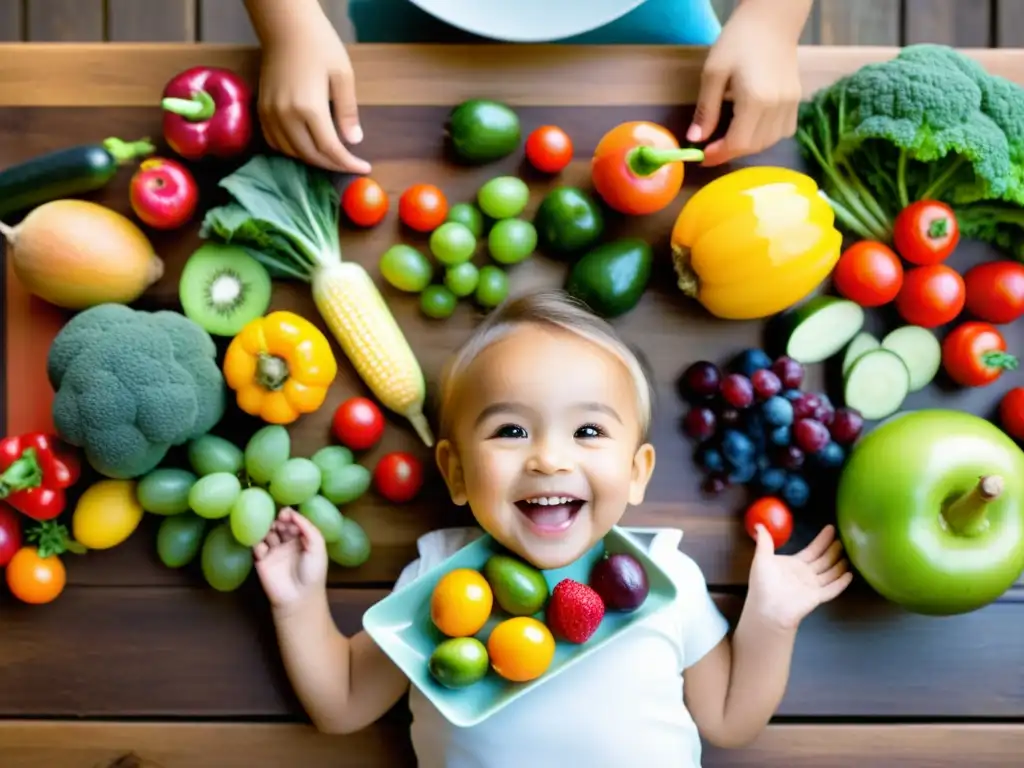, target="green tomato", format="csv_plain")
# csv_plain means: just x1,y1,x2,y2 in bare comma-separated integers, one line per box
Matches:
475,265,509,309
444,262,480,298
488,218,537,265
380,244,433,293
446,202,485,238
420,284,458,319
429,222,477,266
477,176,530,220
